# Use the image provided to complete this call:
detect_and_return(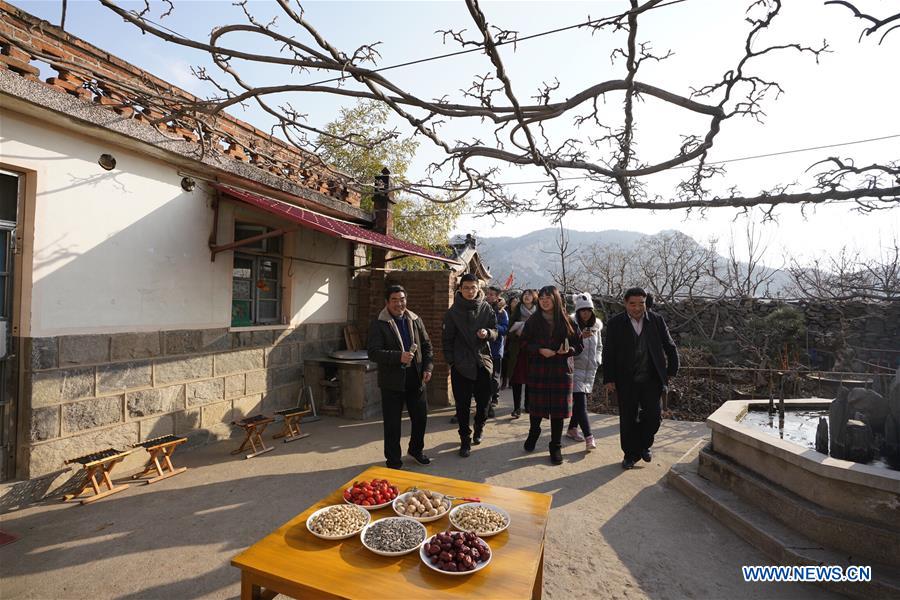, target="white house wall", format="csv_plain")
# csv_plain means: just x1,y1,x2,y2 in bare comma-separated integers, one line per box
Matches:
3,111,231,336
